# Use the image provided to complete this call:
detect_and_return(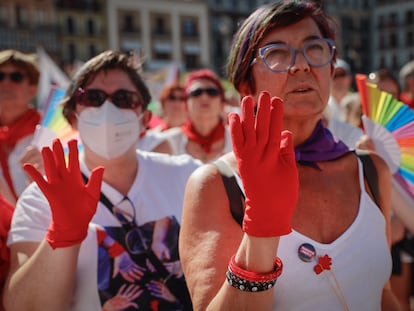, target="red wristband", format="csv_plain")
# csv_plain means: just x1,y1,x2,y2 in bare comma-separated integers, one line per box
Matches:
228,254,283,282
